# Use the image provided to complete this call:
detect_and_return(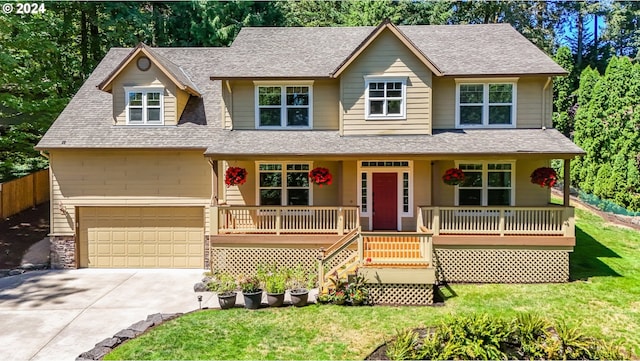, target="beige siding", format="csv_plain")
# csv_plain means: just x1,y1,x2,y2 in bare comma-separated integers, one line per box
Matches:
517,77,548,128
431,158,552,206
414,160,432,207
227,80,340,130
176,89,190,121
49,149,211,236
432,78,456,129
112,53,178,125
340,30,432,136
433,76,552,129
222,83,232,129
516,158,552,206
341,160,358,207
222,160,340,206
223,160,256,205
